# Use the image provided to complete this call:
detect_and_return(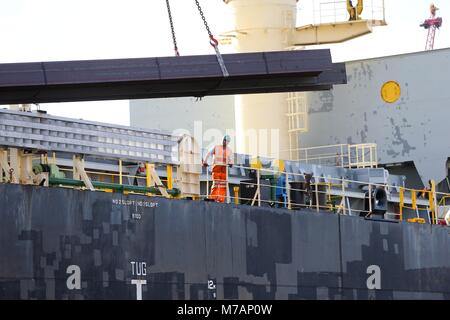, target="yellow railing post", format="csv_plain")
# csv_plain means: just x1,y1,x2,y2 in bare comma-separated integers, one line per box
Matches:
166,165,173,190
119,159,123,185
146,163,152,188
257,167,261,207
429,190,435,224
430,179,437,224
412,189,417,210
399,187,404,221
233,186,239,205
